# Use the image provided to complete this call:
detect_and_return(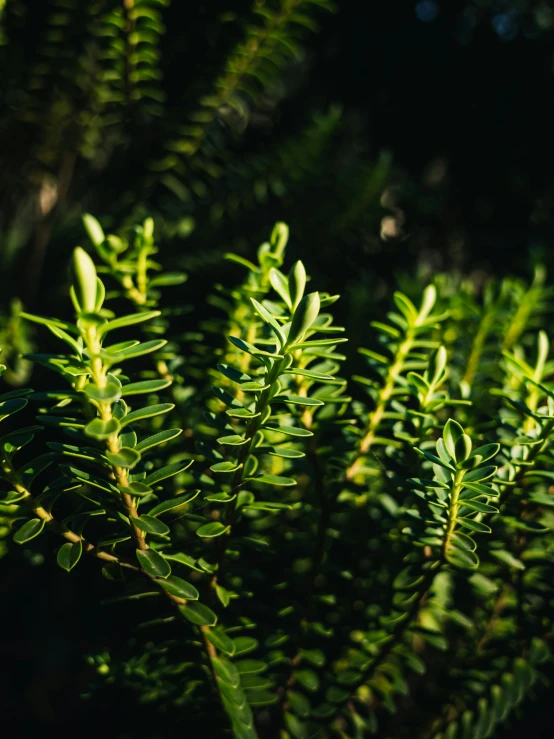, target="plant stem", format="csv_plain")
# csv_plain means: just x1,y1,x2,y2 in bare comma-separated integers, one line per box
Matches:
346,334,414,481
82,324,147,551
